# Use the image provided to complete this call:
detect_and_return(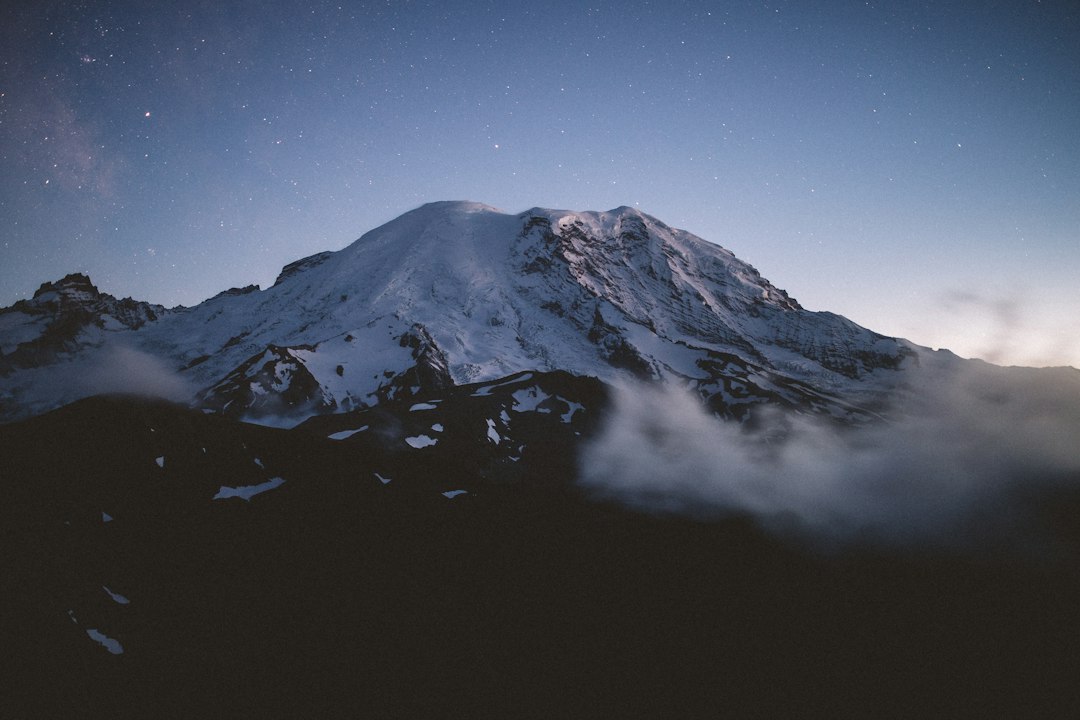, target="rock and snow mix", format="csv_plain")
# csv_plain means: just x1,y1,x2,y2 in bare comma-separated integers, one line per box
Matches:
511,386,551,412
